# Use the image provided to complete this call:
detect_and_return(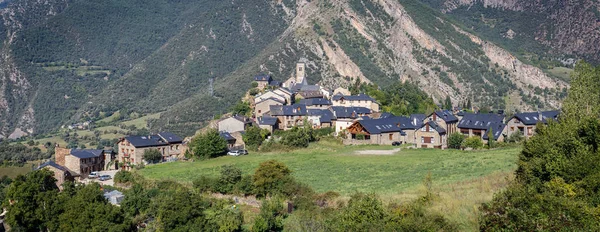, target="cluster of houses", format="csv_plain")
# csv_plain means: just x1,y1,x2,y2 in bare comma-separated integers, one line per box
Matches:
214,63,561,150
